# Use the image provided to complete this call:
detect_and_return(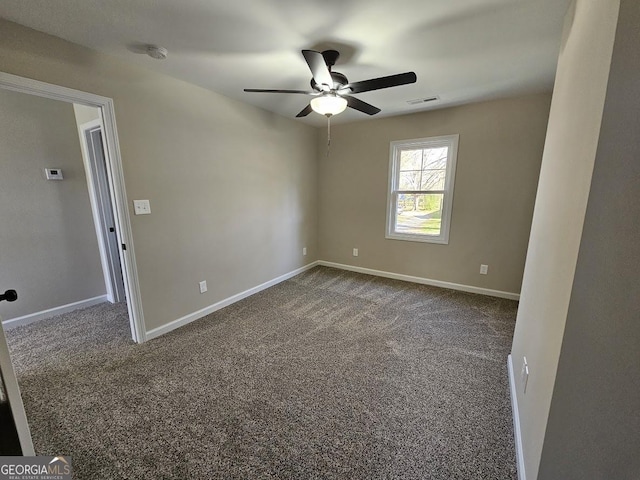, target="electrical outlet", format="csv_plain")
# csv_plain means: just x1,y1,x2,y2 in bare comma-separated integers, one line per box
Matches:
521,357,529,394
44,168,64,180
302,247,307,256
353,248,359,257
480,264,489,275
199,280,207,294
